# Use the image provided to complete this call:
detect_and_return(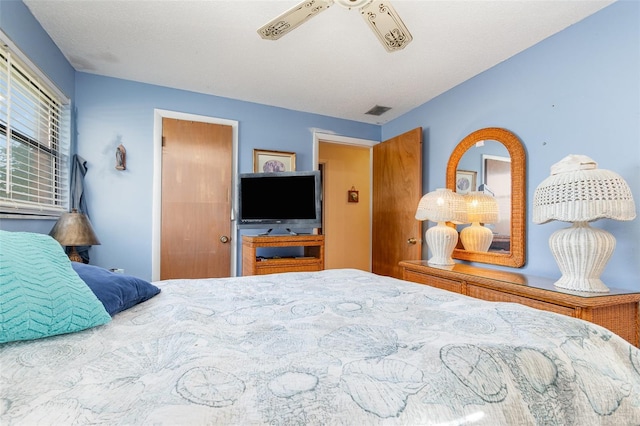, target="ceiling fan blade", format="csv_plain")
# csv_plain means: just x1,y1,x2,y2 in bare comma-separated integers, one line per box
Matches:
258,0,334,40
360,1,413,52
